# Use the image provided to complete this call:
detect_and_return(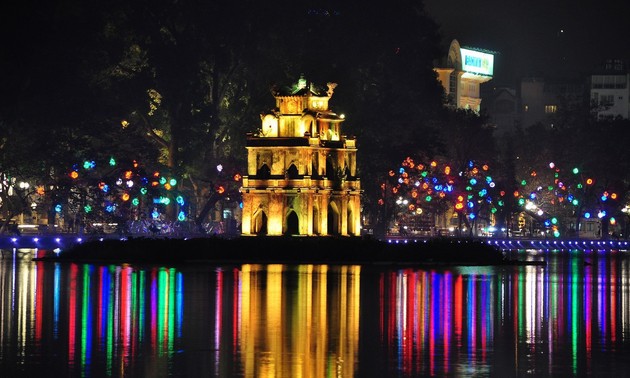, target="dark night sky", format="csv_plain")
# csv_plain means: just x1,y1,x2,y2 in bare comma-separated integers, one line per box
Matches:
424,0,630,87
